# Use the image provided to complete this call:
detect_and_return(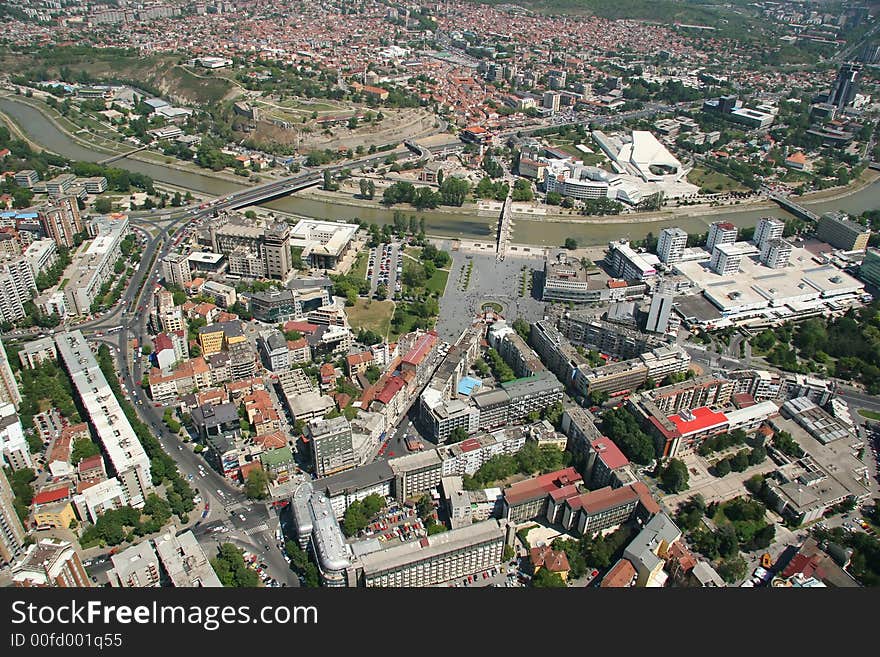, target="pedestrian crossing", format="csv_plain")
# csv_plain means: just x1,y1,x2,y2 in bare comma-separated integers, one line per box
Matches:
244,522,269,536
